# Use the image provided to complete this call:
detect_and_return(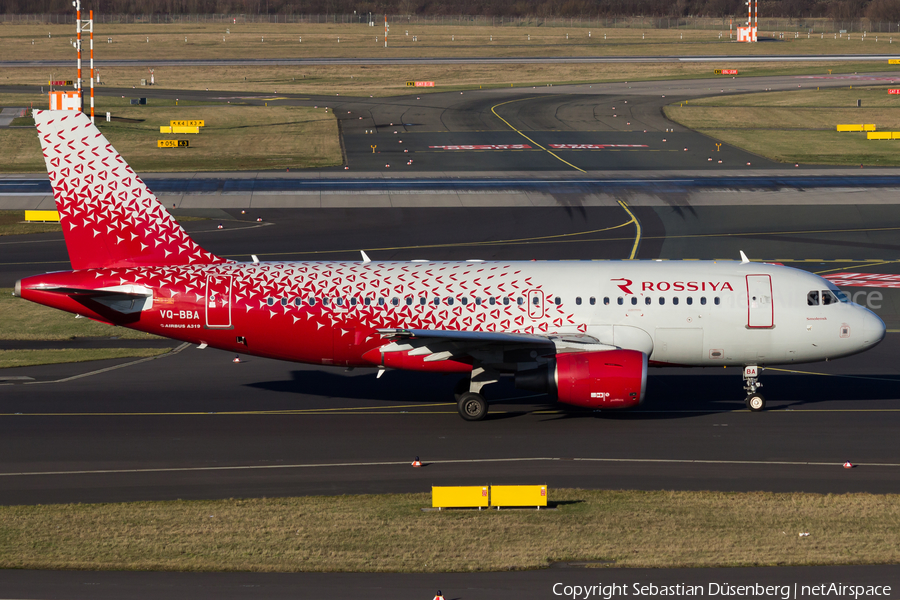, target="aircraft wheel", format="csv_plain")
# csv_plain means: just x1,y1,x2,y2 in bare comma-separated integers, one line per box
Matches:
746,393,766,412
454,378,469,402
458,392,488,421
